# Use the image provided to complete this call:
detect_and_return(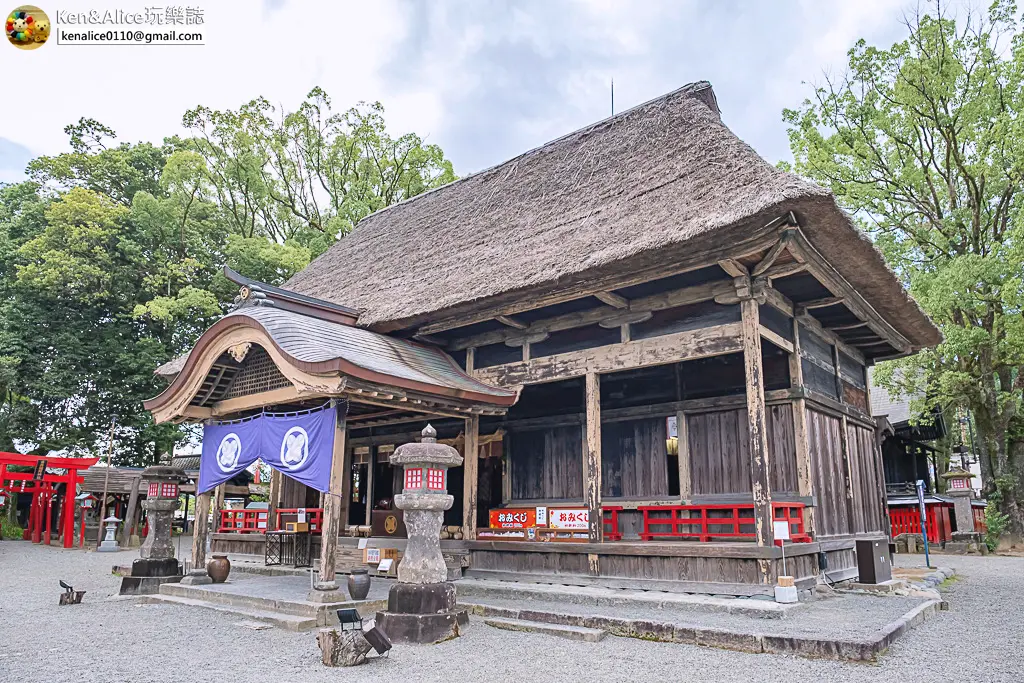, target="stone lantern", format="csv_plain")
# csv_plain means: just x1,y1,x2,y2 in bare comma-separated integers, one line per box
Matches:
119,465,189,595
376,425,468,643
96,515,121,552
942,467,984,554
